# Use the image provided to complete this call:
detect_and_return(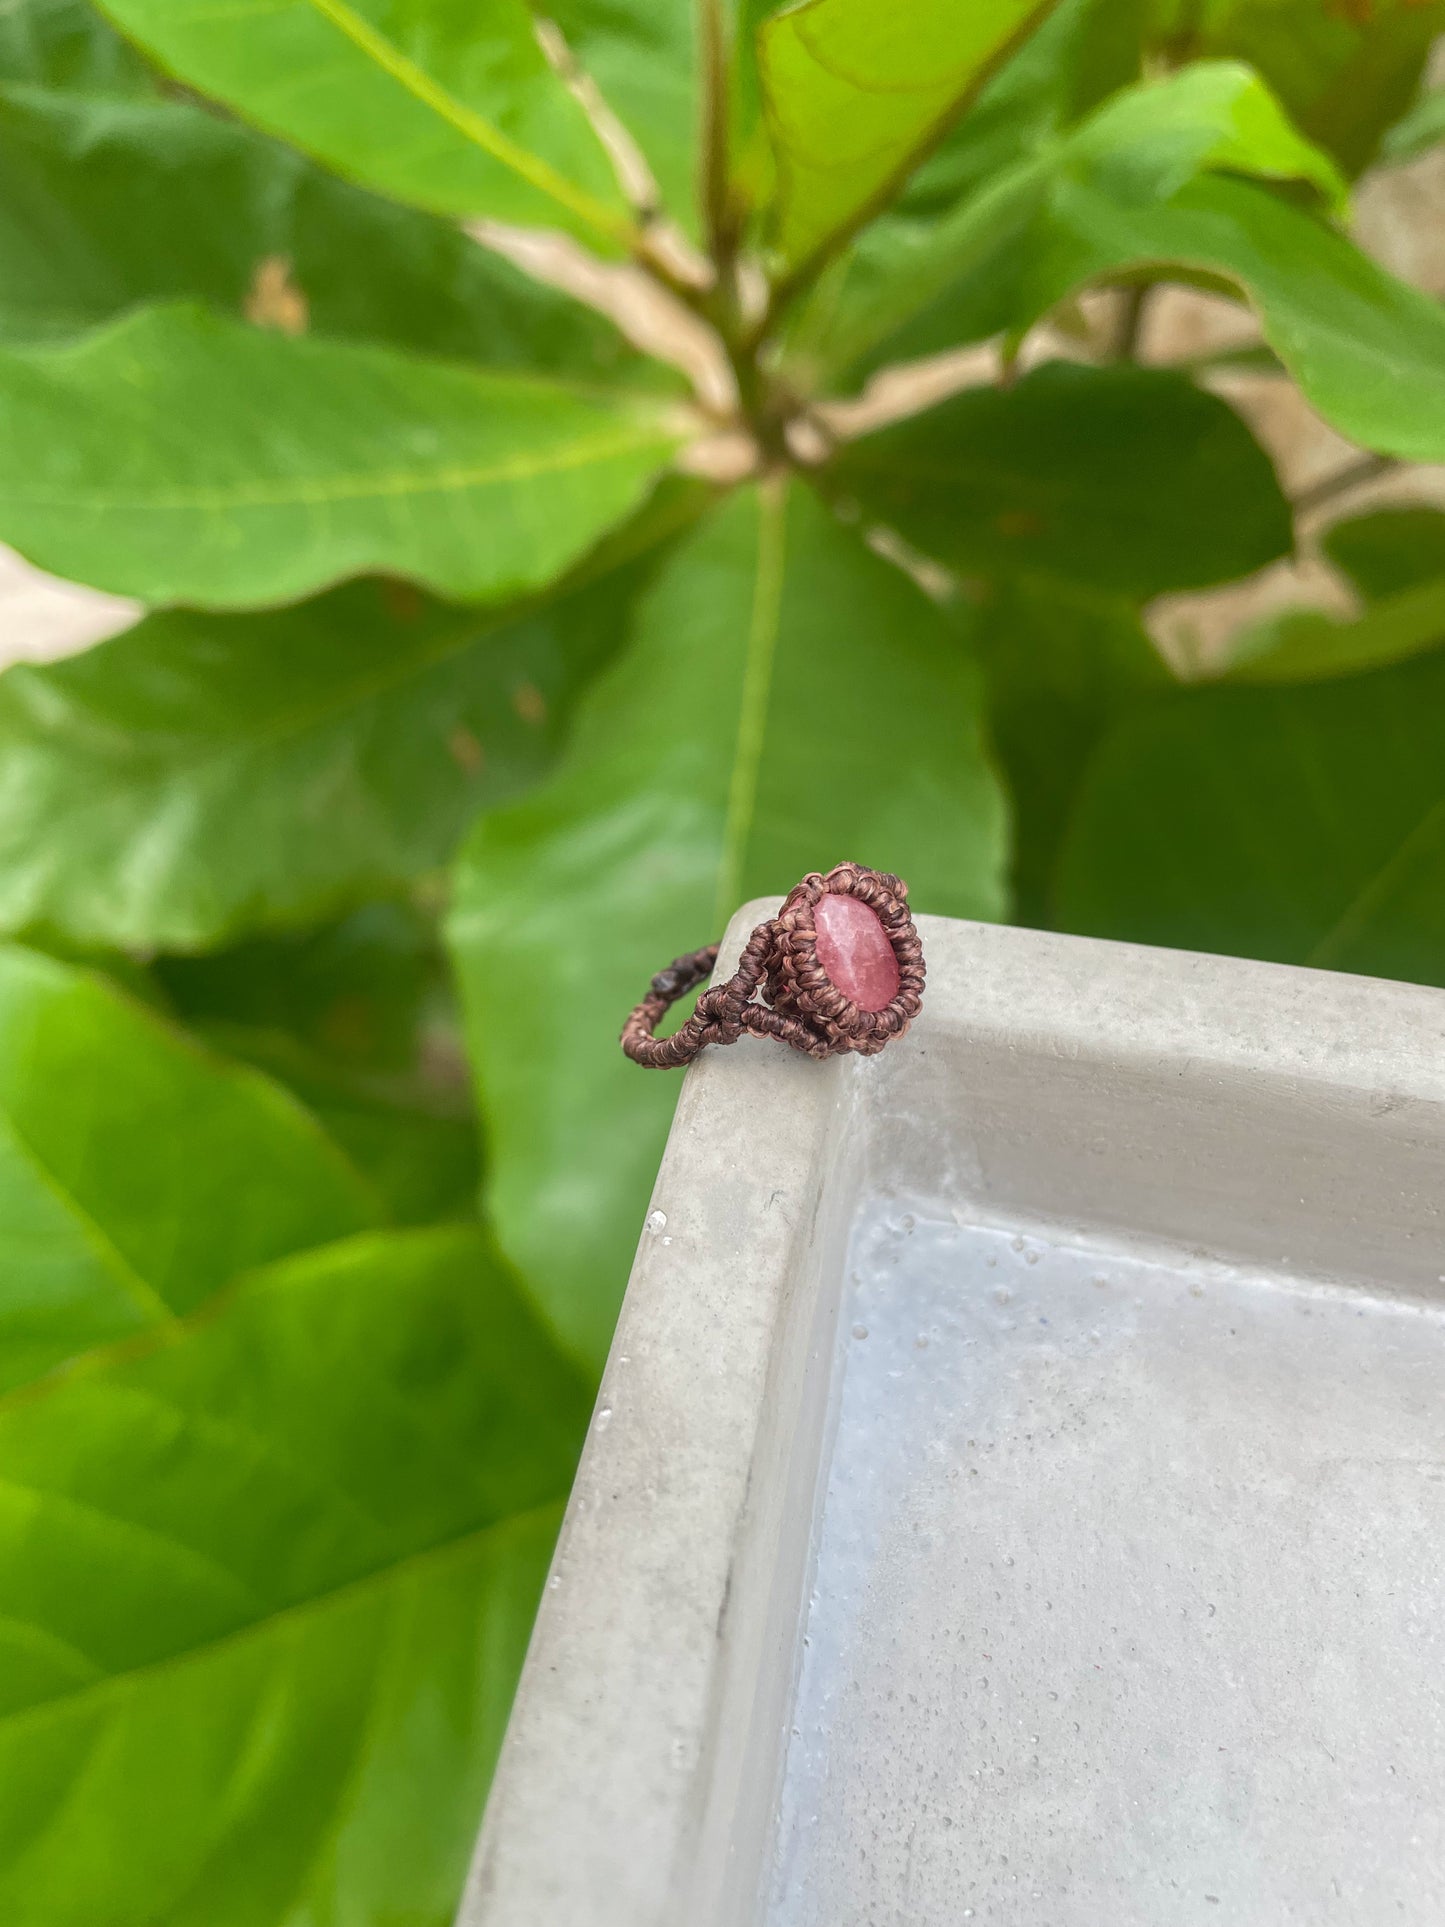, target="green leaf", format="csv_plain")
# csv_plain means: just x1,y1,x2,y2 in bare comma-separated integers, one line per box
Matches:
1063,52,1349,212
0,84,656,377
0,1221,587,1927
889,0,1146,220
206,1017,481,1228
831,359,1291,598
1323,506,1445,602
0,304,682,607
156,904,482,1228
1220,507,1445,683
793,56,1349,379
758,0,1058,269
0,557,655,948
448,480,1008,1367
974,579,1170,925
0,944,372,1397
1382,86,1445,164
176,1017,481,1231
156,901,449,1078
1105,175,1445,464
1055,645,1445,986
794,62,1347,374
95,0,632,248
281,1071,479,1227
0,0,153,93
1224,578,1445,685
1150,0,1445,176
801,66,1445,464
